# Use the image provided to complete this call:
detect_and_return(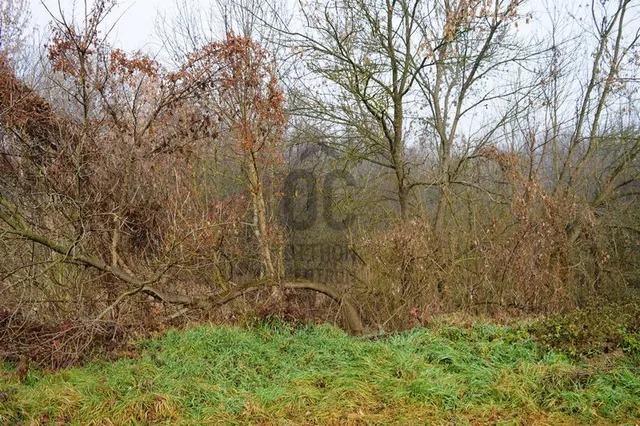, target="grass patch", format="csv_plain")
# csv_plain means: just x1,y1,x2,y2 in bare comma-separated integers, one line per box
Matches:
1,319,639,424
